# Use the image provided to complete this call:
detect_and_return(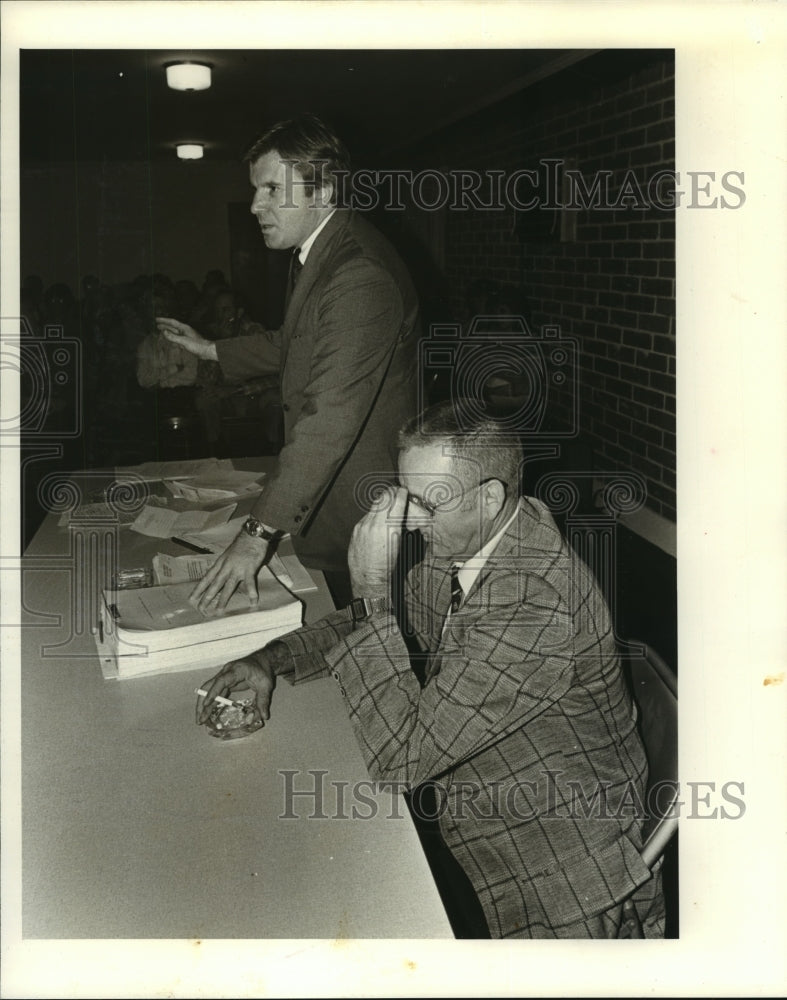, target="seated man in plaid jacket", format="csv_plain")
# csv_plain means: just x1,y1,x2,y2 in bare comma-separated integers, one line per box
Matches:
197,400,665,939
